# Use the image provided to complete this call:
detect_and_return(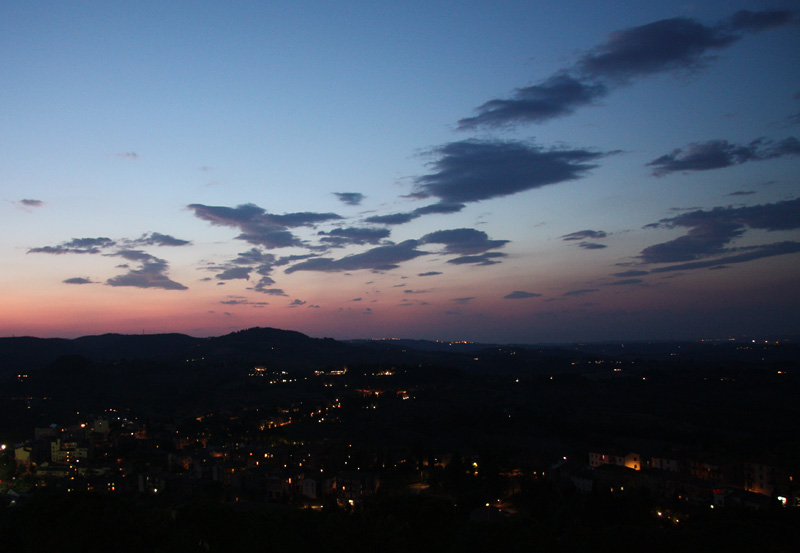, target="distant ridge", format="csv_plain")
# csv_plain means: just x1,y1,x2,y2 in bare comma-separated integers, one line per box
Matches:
2,327,798,378
0,327,326,375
